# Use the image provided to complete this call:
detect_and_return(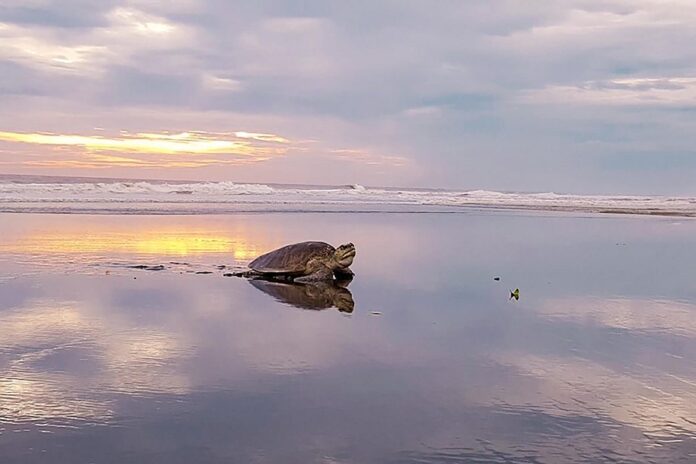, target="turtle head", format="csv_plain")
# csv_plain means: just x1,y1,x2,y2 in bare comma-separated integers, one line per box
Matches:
334,242,356,269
